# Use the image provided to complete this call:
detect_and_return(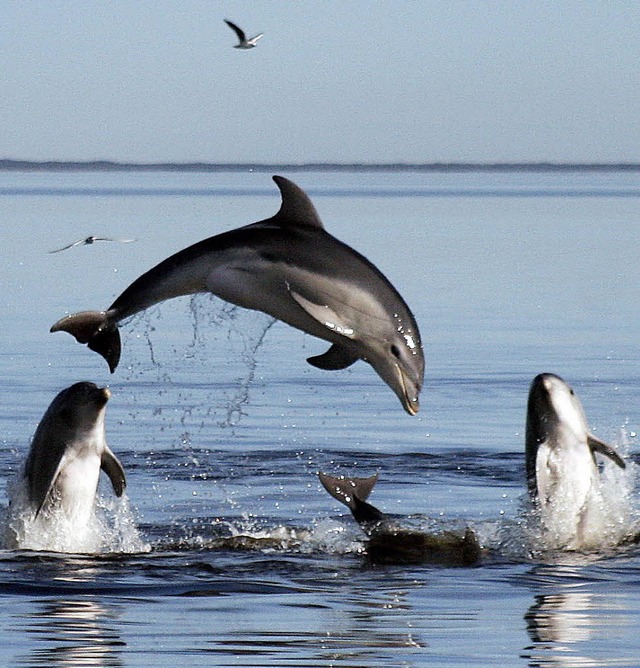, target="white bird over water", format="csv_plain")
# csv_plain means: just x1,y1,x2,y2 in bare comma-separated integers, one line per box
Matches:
49,236,136,253
224,19,263,49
